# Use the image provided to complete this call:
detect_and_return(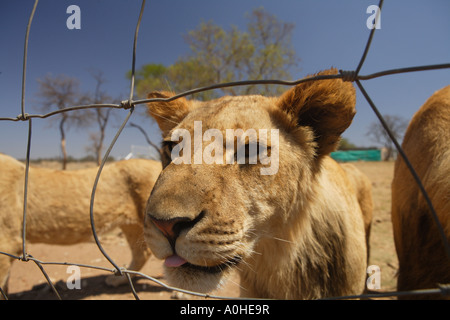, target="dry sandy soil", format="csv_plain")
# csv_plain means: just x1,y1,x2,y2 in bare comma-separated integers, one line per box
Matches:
6,160,398,300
